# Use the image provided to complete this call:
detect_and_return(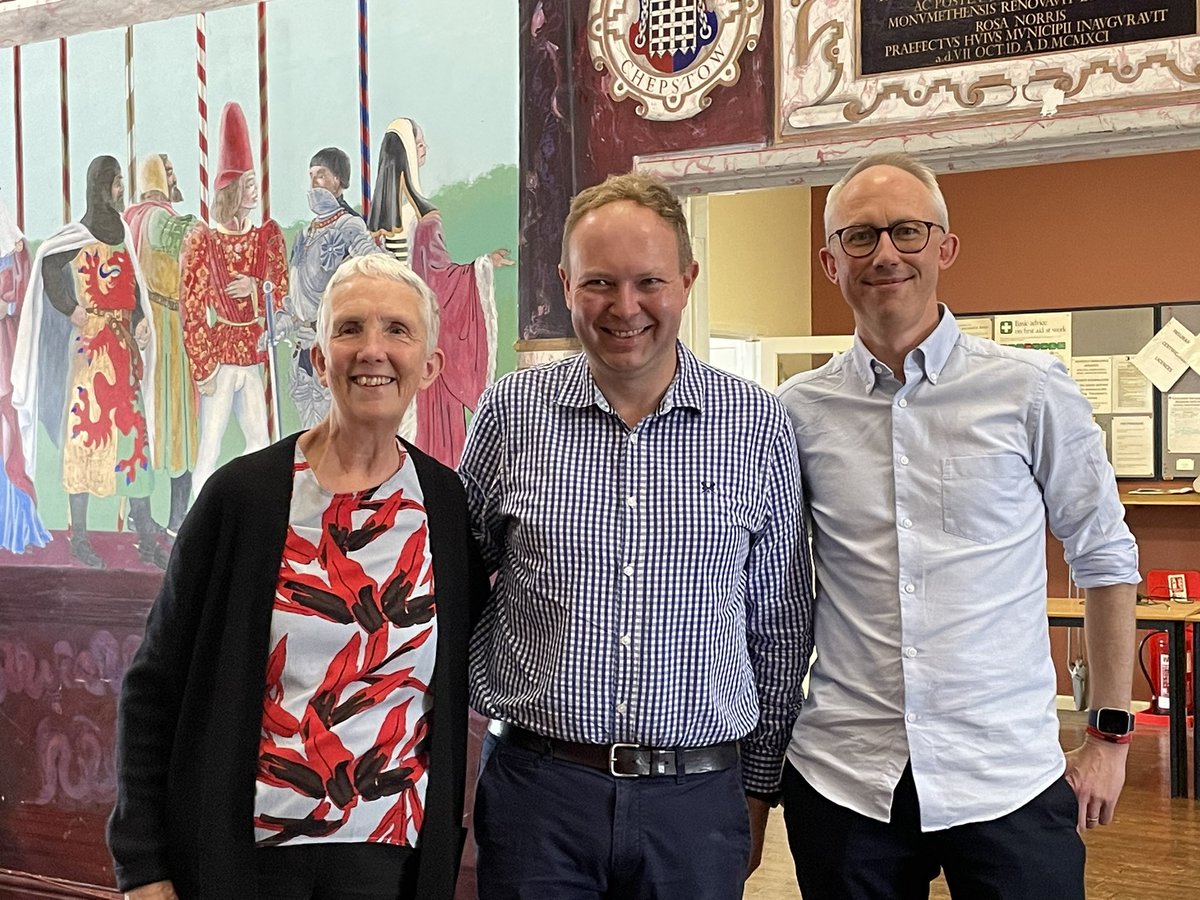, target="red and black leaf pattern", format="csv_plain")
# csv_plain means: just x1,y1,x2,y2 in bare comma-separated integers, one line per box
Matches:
256,463,436,849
